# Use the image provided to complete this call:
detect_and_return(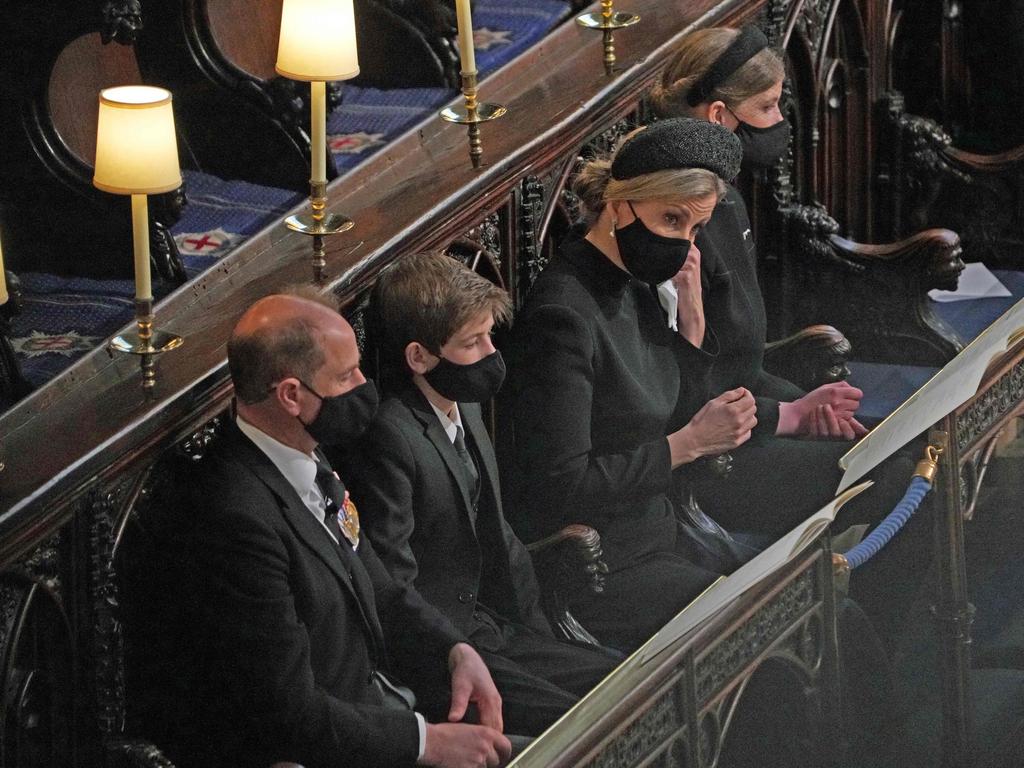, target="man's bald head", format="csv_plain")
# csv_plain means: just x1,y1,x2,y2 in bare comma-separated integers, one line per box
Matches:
228,290,353,404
